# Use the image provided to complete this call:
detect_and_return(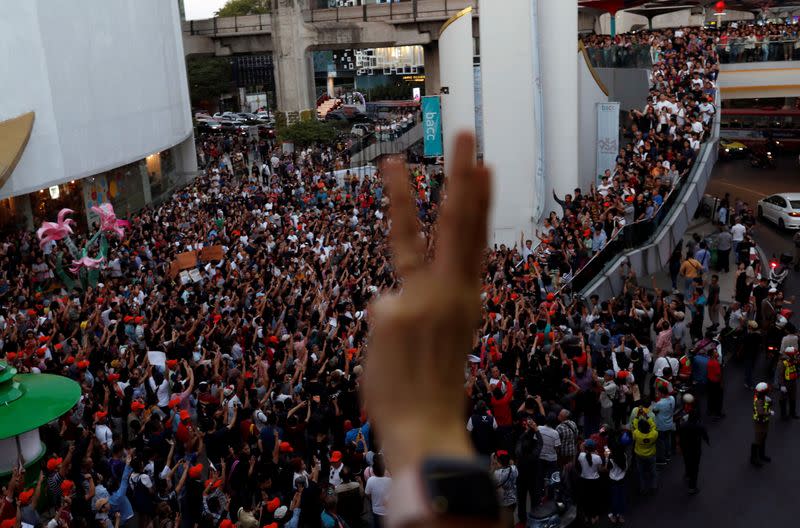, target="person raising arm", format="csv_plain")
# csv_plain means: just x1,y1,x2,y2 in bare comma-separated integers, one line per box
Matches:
364,133,502,528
